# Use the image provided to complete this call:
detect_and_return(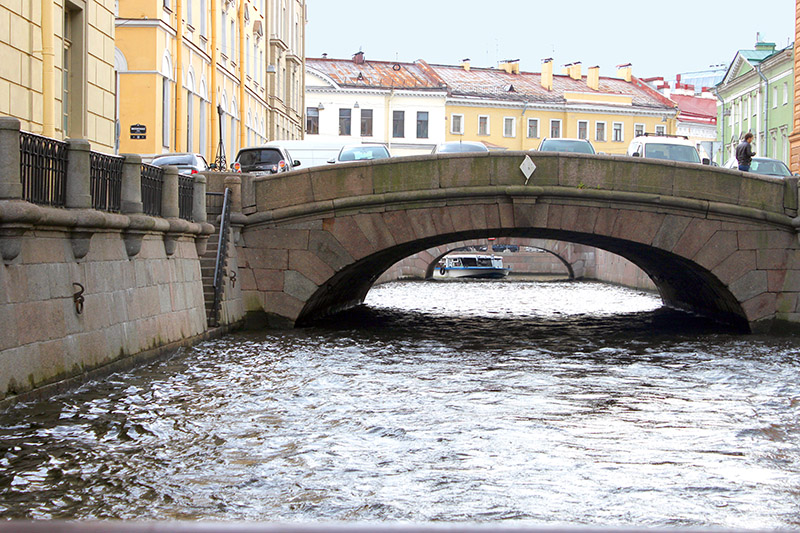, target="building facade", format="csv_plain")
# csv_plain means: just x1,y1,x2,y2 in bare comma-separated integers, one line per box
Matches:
791,0,800,172
116,0,305,164
0,0,117,152
304,53,448,156
430,60,678,154
715,40,794,166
